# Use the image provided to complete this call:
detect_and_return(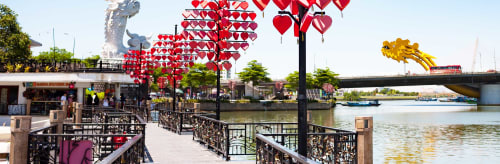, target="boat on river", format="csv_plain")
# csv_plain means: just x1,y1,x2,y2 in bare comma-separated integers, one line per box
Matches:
342,100,381,106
